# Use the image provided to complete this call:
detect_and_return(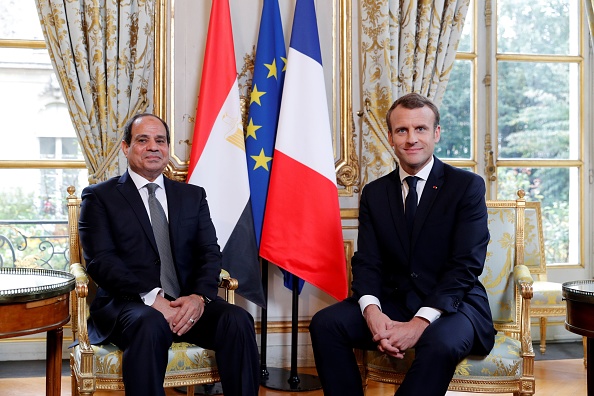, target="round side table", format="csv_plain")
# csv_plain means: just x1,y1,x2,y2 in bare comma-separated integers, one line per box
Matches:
563,280,594,396
0,267,75,396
